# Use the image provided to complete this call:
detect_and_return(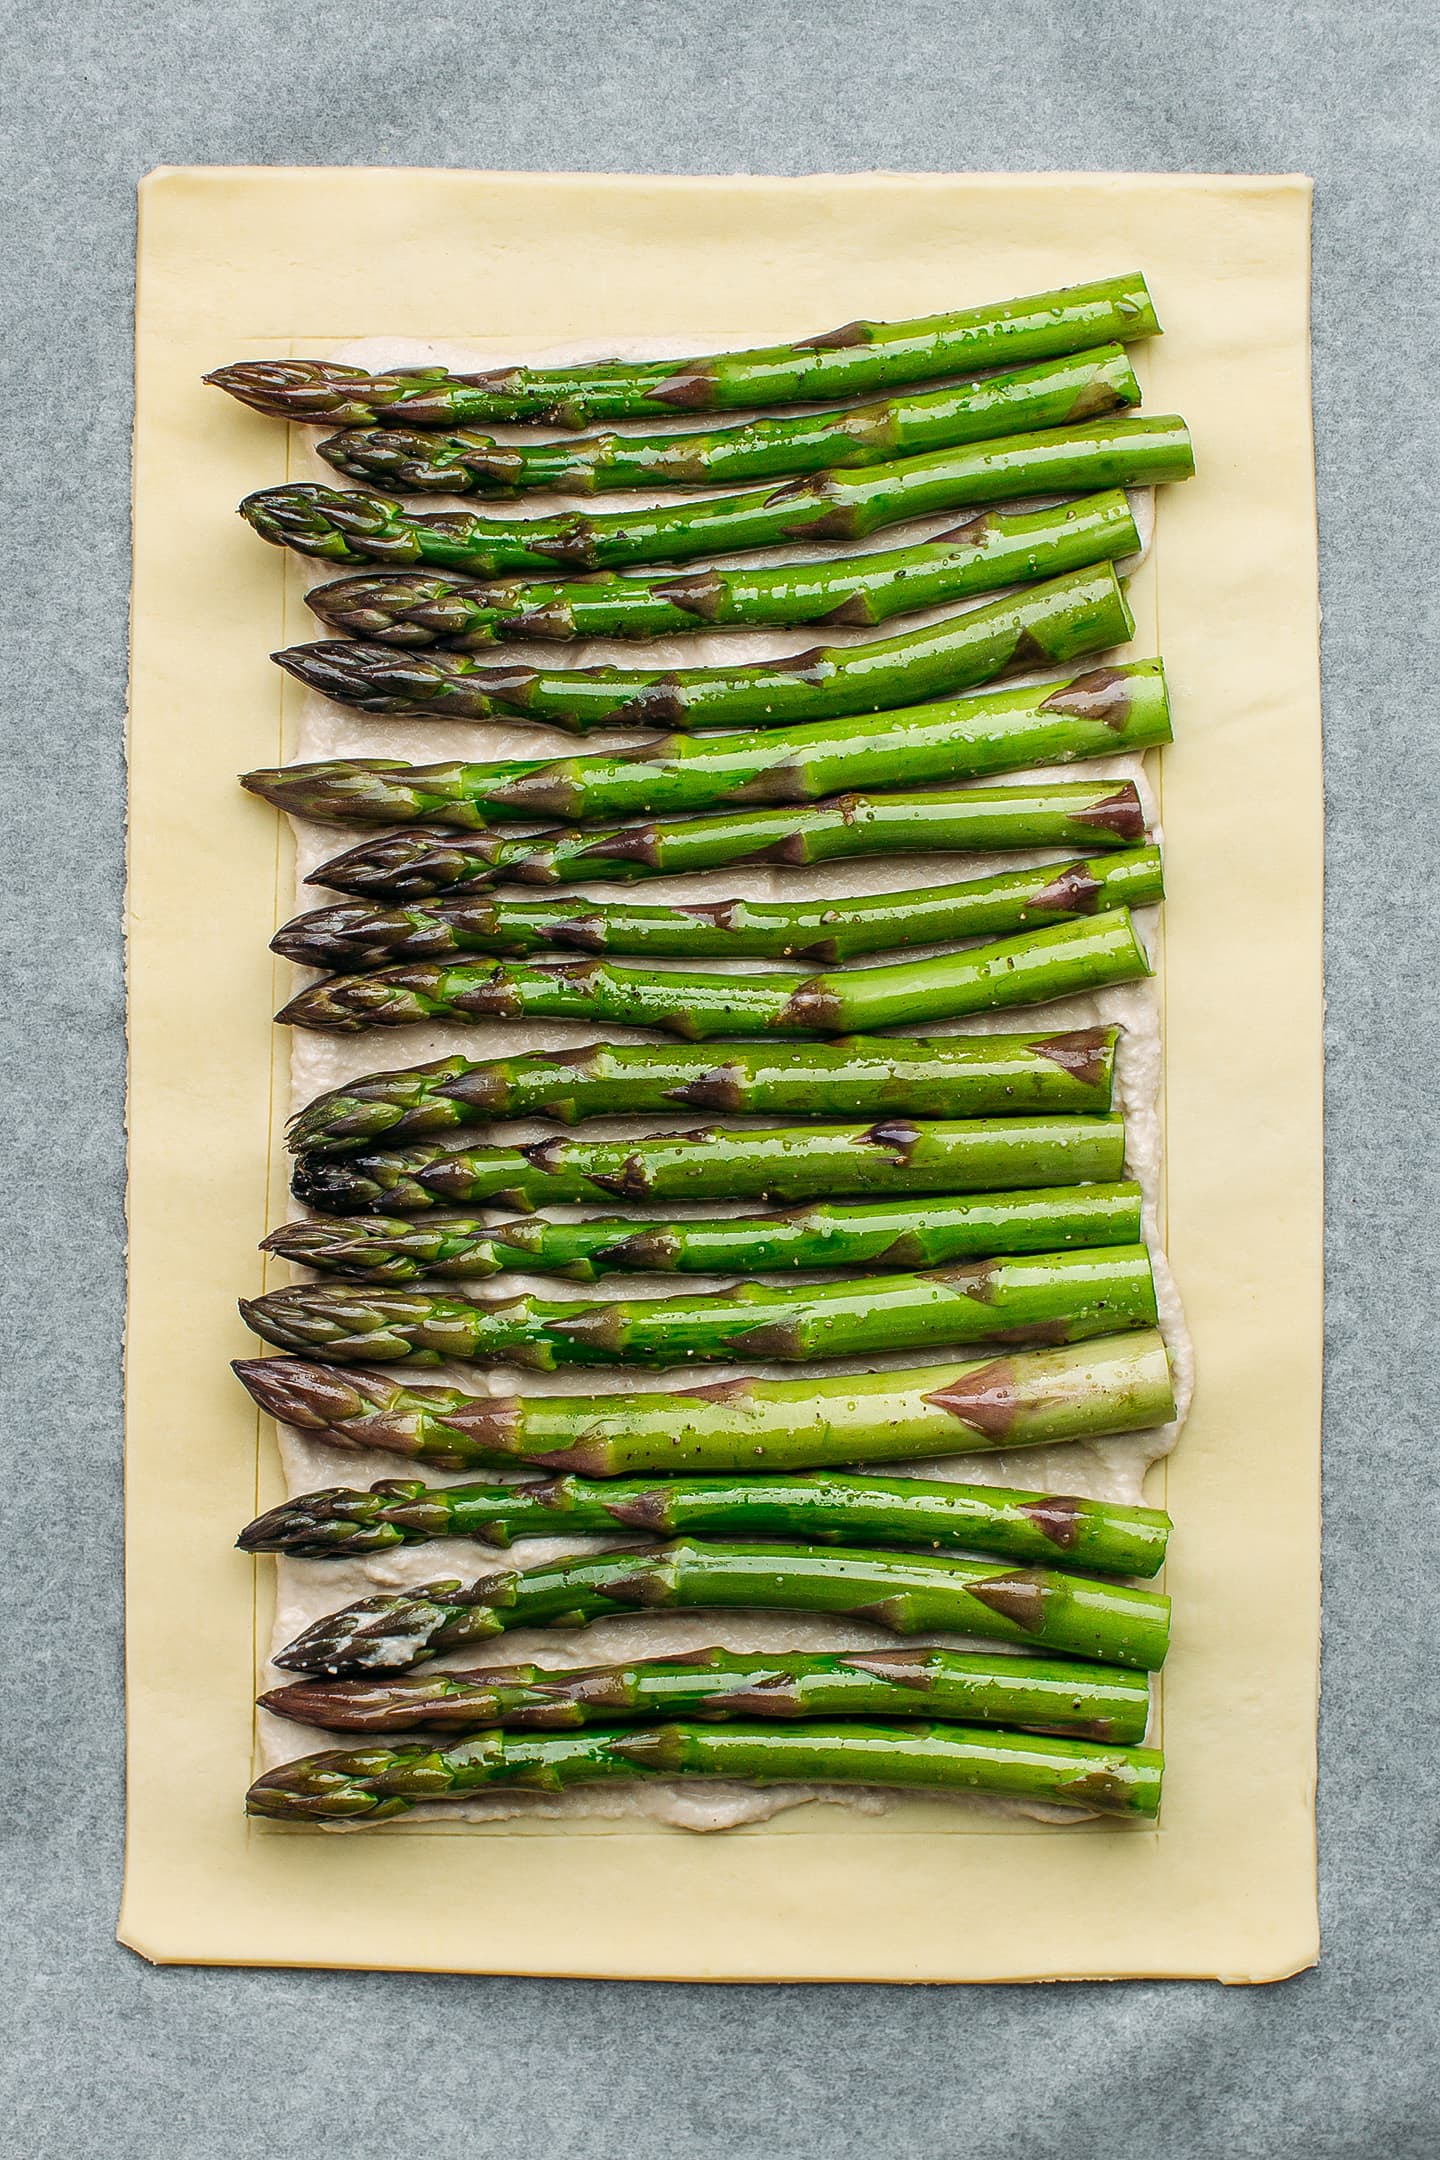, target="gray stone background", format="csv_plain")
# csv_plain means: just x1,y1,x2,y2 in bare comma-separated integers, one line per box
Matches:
4,1,1436,2152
